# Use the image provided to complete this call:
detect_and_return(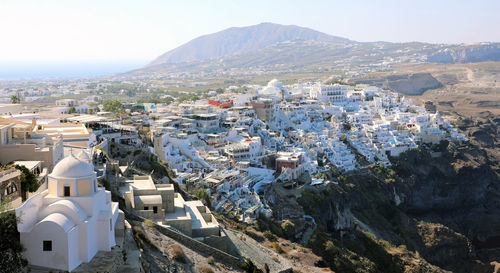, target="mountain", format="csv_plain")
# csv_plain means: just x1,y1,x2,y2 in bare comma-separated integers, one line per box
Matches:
427,43,500,63
126,23,500,79
149,22,353,65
